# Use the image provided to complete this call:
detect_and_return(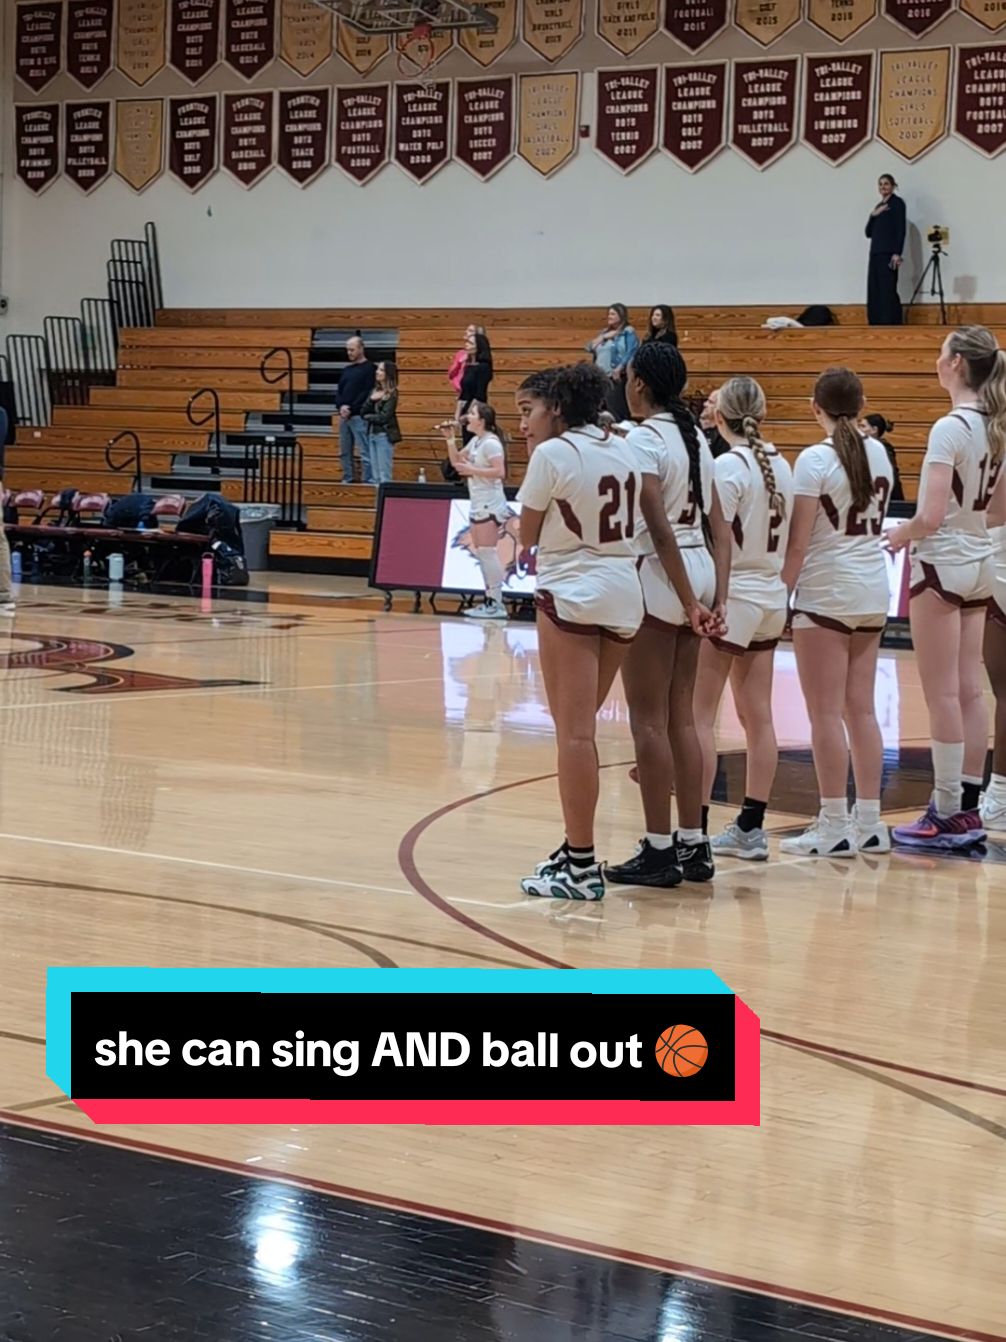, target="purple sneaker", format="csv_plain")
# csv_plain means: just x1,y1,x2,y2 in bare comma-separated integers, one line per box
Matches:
892,803,986,850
